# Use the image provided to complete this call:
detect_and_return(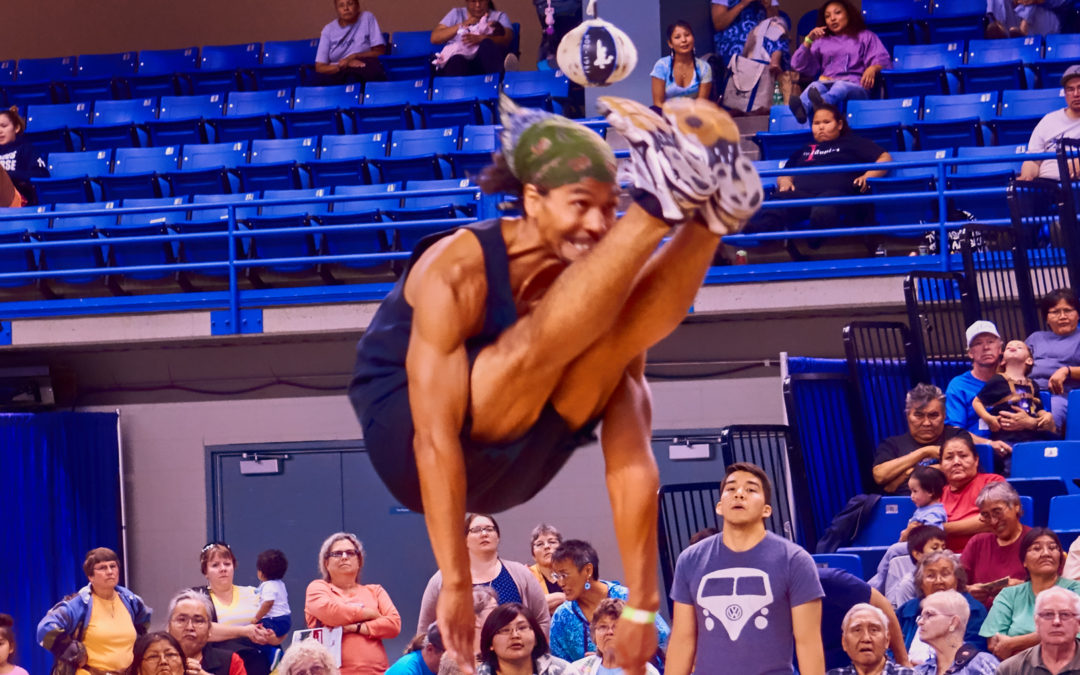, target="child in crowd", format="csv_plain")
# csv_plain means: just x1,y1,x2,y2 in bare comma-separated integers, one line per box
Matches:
884,525,947,608
899,465,948,541
867,465,947,598
253,549,291,667
0,614,29,675
972,339,1057,472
